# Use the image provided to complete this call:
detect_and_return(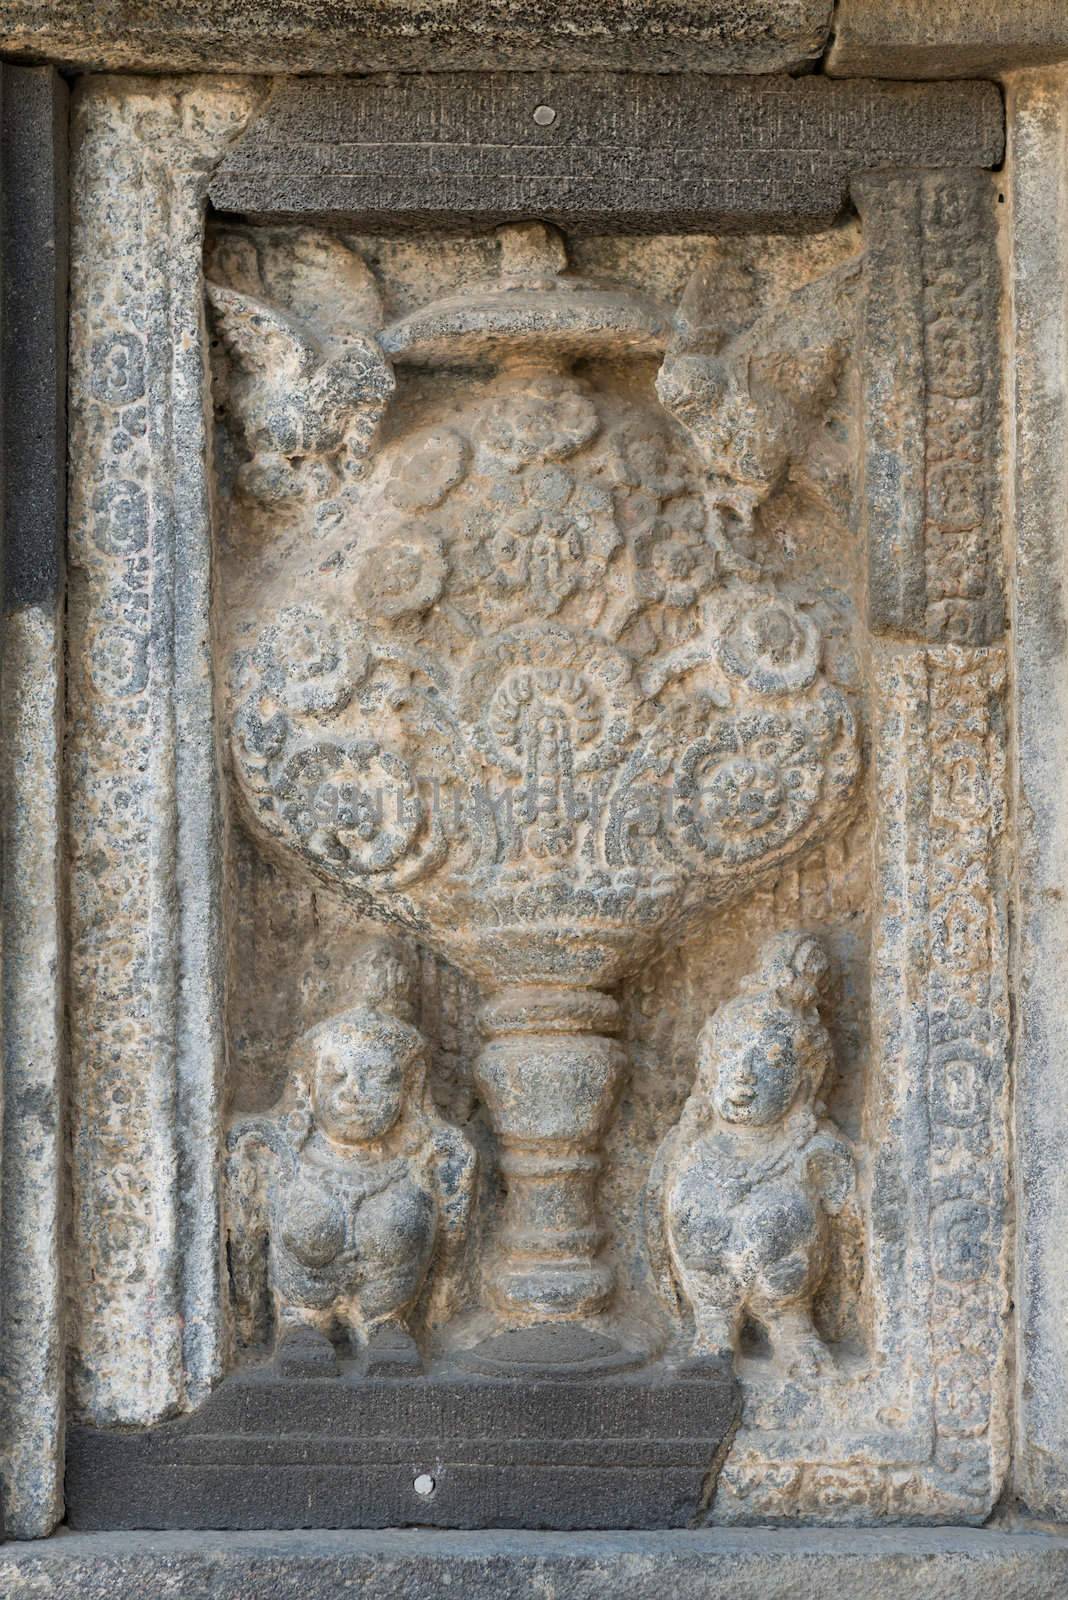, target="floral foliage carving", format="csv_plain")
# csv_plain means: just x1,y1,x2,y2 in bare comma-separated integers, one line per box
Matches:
217,231,862,983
